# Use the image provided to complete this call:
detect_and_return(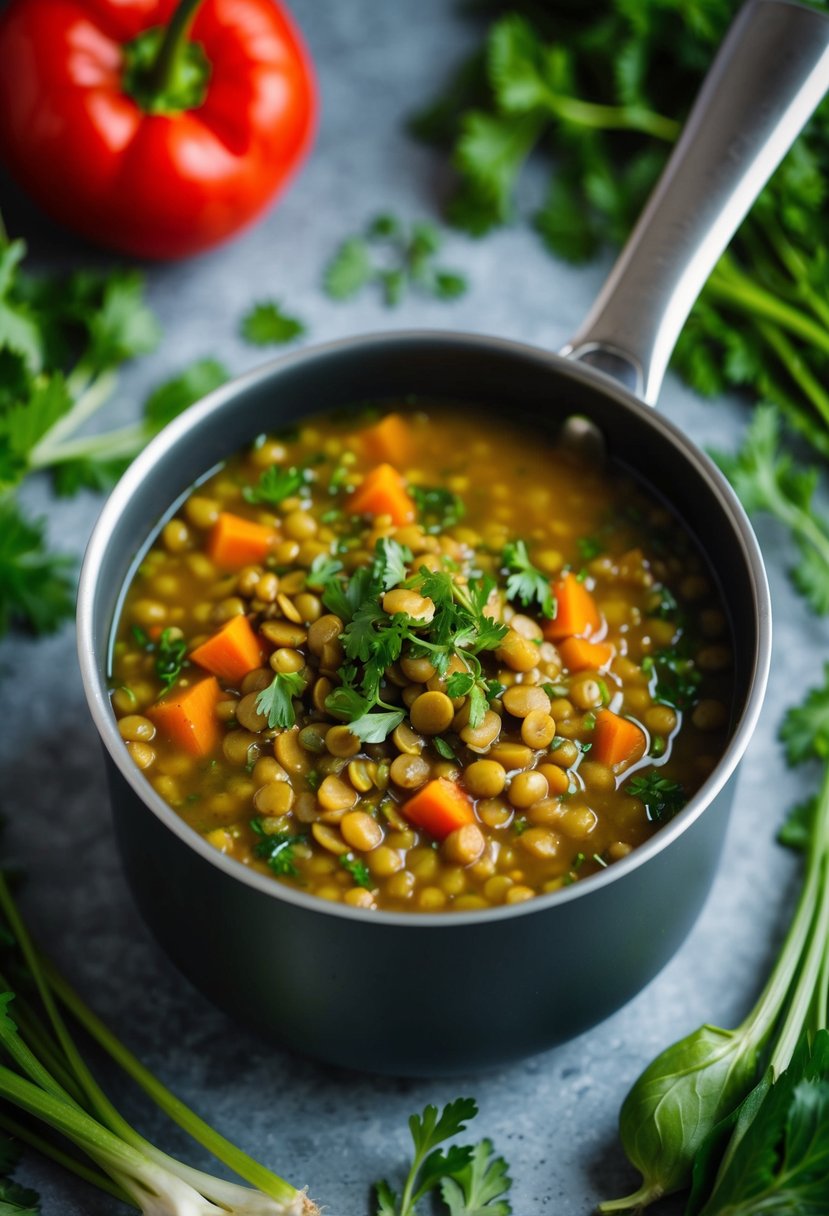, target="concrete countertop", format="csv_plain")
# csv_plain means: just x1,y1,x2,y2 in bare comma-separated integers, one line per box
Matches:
0,2,823,1212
